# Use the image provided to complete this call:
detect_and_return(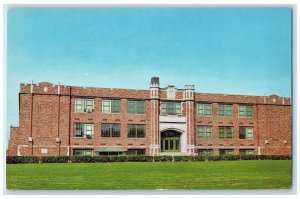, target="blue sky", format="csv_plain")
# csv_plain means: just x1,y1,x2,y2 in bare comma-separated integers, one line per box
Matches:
6,8,291,143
